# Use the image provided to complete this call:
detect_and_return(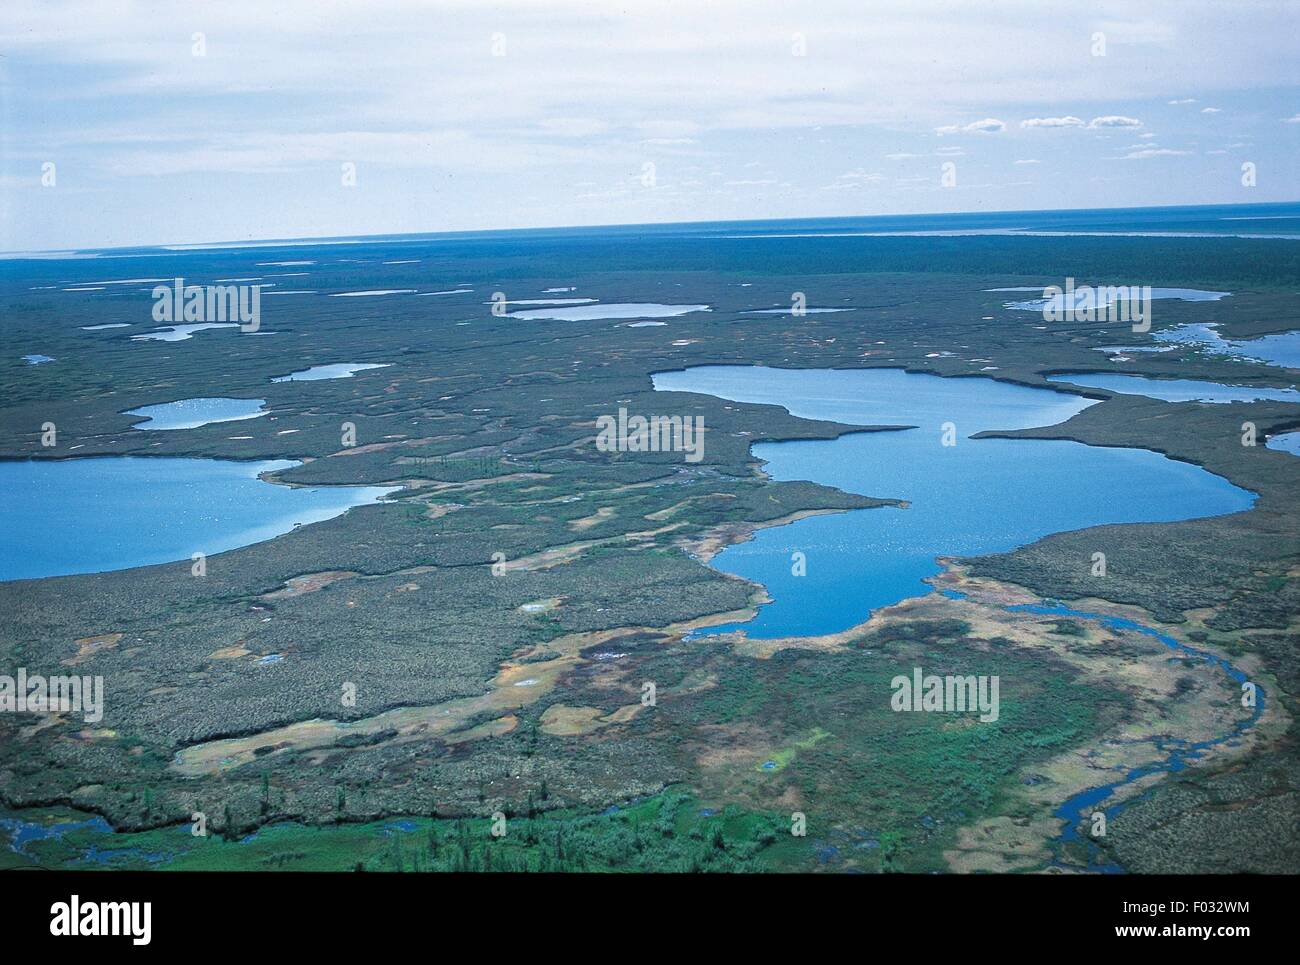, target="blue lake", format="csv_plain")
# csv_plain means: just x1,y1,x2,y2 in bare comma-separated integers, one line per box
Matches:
1154,323,1300,369
0,457,397,582
271,363,391,382
652,366,1256,638
125,397,268,430
995,287,1229,313
509,303,710,321
1092,345,1175,355
1046,372,1300,404
131,323,240,342
1267,431,1300,456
